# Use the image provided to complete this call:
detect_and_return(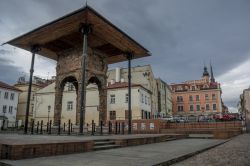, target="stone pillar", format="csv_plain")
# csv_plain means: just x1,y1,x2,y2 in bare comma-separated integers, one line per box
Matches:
54,80,63,126
76,84,81,125
99,86,107,124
